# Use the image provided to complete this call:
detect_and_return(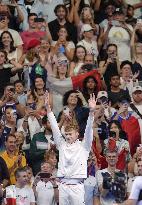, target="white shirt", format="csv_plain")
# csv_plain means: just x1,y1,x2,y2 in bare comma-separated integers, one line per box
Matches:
36,180,57,205
129,176,142,205
108,25,133,62
31,0,63,23
5,185,35,205
48,112,94,179
77,39,98,60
